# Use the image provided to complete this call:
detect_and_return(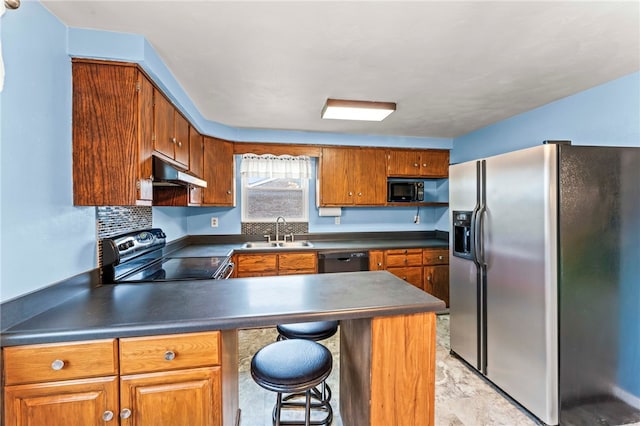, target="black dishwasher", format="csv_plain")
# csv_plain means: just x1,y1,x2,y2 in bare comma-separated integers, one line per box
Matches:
318,251,370,273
